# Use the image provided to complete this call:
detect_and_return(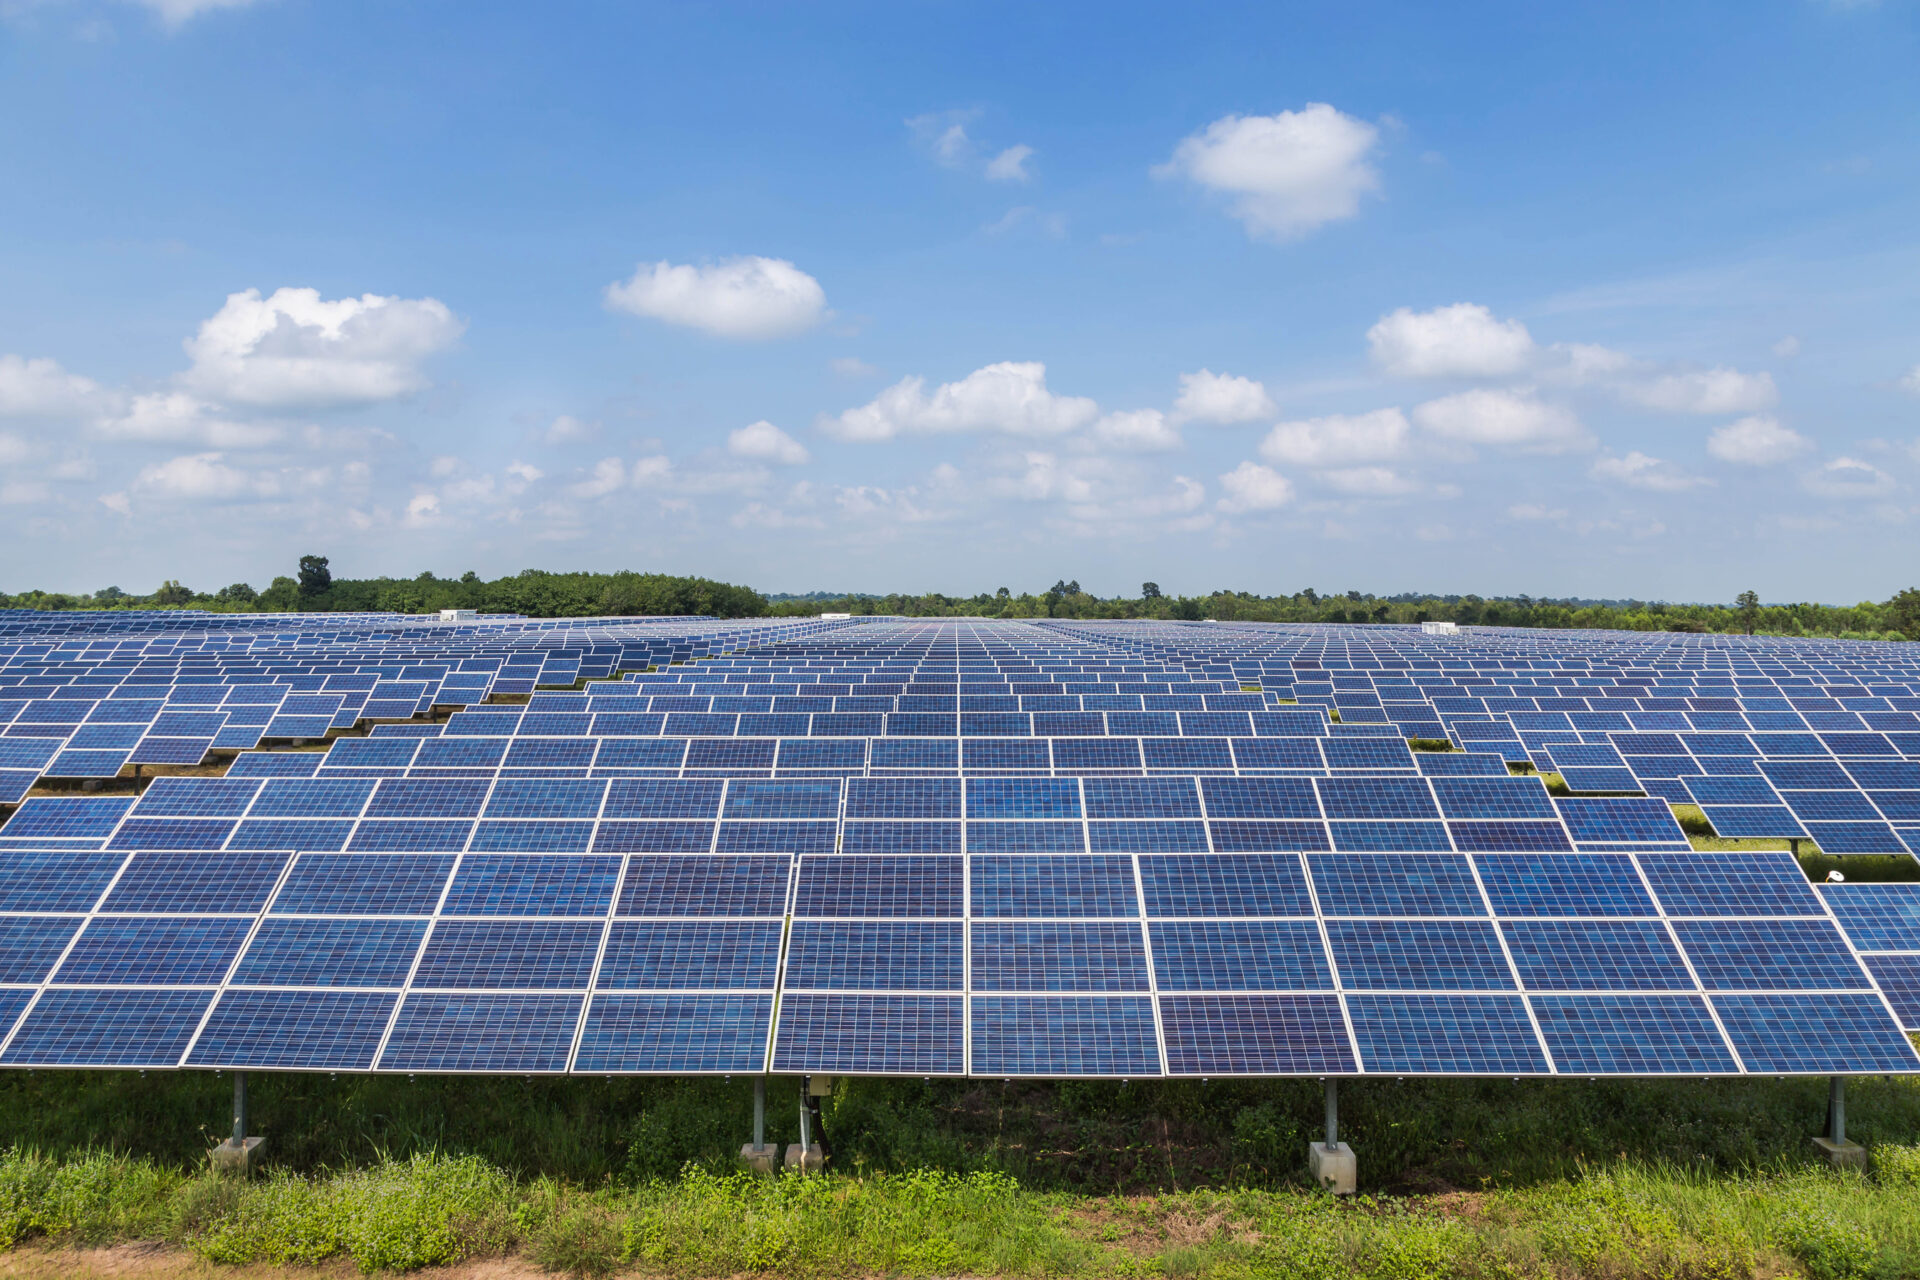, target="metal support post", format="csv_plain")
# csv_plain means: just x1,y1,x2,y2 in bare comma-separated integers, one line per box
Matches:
1814,1074,1865,1168
1325,1078,1338,1148
233,1071,247,1146
1308,1077,1356,1194
798,1077,812,1153
753,1075,765,1150
783,1075,823,1173
211,1070,262,1175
